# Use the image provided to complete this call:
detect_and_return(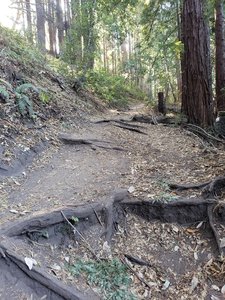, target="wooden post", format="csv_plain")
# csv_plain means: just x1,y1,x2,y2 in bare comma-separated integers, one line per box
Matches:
158,92,166,115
